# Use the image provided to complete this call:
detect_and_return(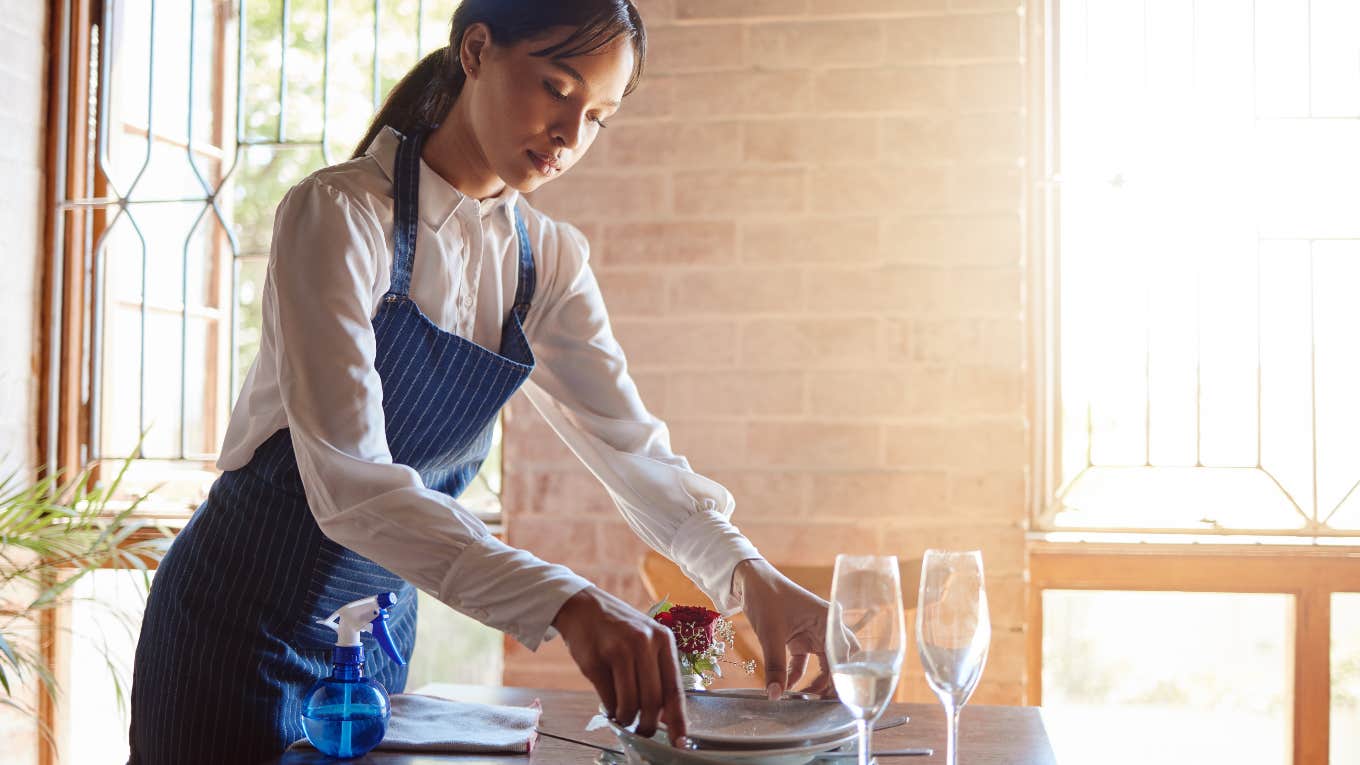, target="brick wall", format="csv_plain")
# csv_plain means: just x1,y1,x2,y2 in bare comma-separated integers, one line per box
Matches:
512,0,1028,704
0,0,49,759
